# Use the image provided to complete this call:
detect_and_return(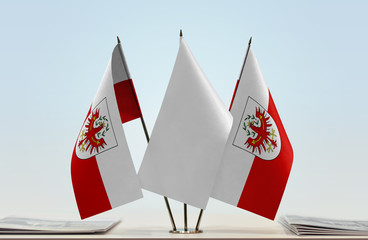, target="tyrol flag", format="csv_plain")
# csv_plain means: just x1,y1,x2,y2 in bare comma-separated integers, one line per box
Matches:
71,42,143,219
211,45,293,220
